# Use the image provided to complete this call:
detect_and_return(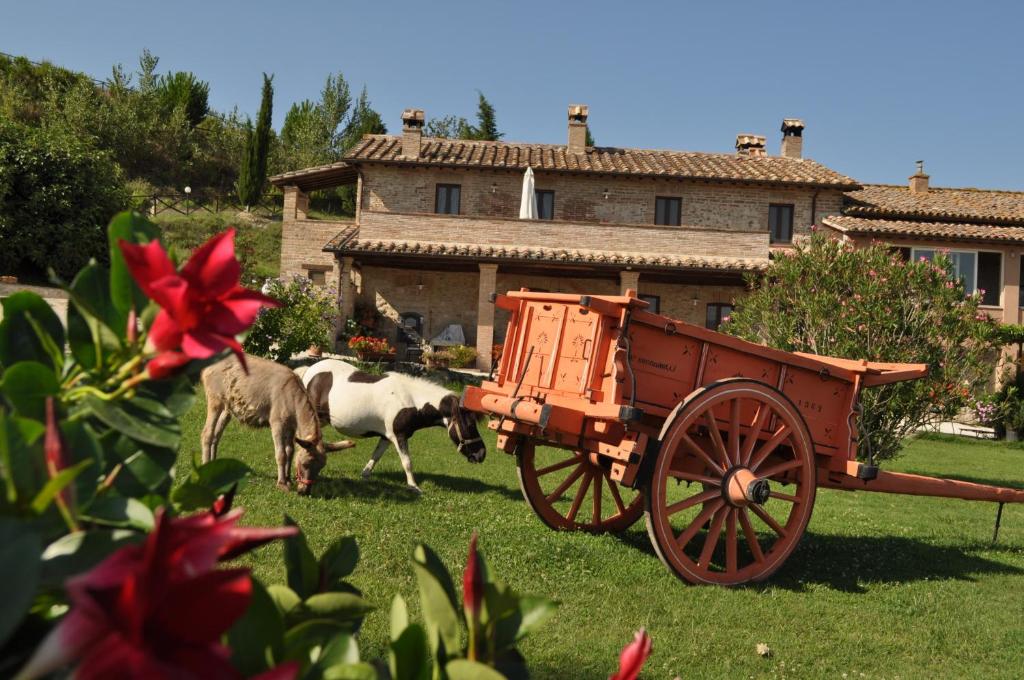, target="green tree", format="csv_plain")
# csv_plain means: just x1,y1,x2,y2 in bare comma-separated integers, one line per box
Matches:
461,90,502,141
339,86,386,150
425,114,470,139
155,71,210,129
585,125,595,147
237,73,274,208
0,120,129,280
724,232,999,461
278,72,351,172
